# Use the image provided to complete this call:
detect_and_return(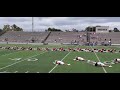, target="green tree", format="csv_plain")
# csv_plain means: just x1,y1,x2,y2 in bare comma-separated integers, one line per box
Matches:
65,30,70,32
3,24,23,31
109,30,112,32
3,25,11,31
0,29,2,32
113,28,119,32
11,24,23,31
47,27,62,32
85,26,96,32
72,28,79,32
